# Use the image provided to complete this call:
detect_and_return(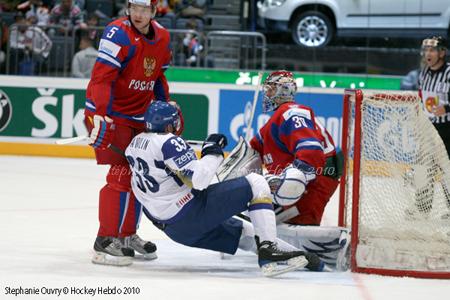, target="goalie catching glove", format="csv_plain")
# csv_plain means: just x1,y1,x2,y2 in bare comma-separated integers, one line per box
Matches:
89,115,115,149
201,133,228,157
266,159,316,206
